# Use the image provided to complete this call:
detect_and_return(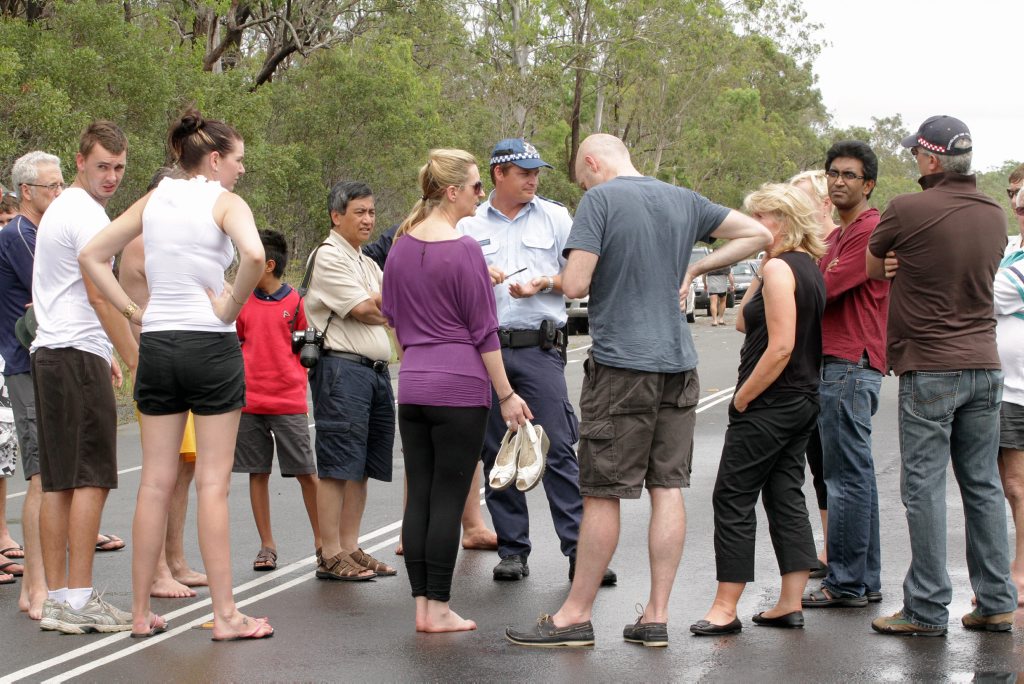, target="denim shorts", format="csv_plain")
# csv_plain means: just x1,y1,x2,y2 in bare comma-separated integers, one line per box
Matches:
577,354,699,498
1001,401,1024,450
135,331,245,416
309,355,394,482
